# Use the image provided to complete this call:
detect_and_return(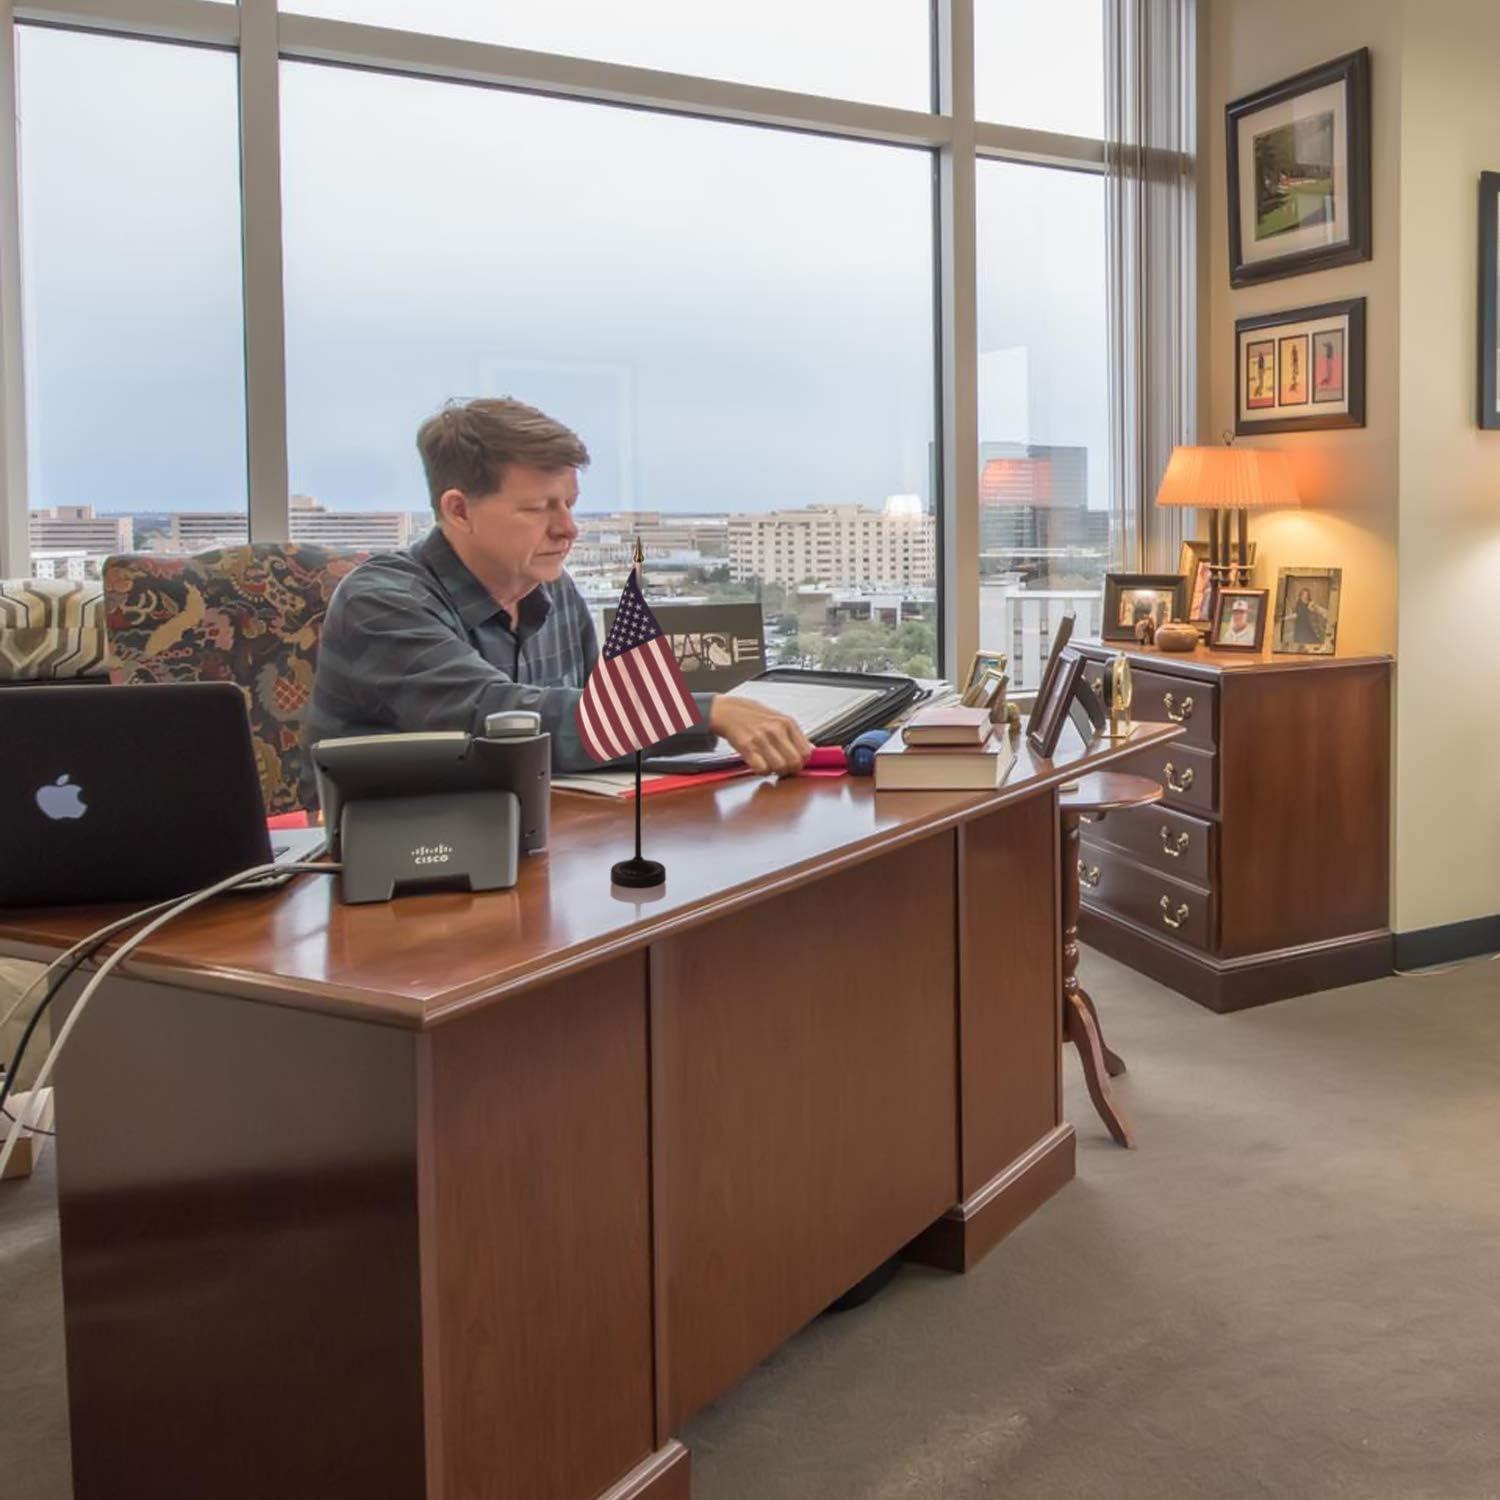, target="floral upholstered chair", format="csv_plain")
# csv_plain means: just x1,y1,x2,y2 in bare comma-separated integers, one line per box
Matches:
103,544,370,816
